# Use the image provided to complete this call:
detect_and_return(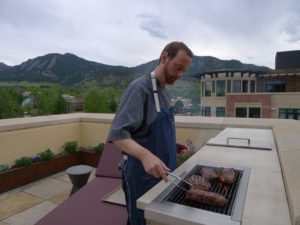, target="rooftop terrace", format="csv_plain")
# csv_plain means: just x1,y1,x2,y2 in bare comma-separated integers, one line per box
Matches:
0,113,299,225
